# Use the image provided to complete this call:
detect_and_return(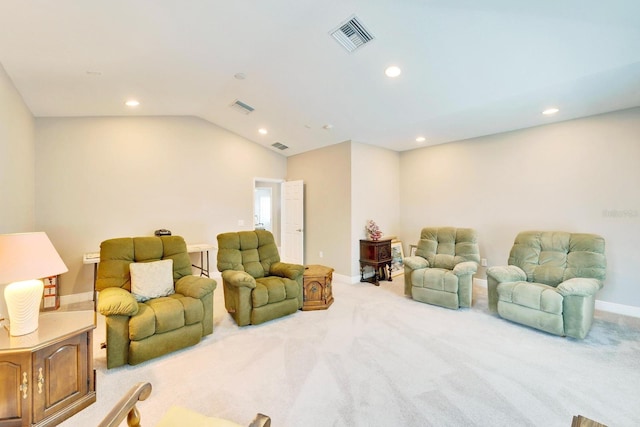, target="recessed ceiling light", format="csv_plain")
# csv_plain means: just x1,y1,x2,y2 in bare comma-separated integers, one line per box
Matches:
385,66,402,78
542,107,559,115
416,136,426,143
125,99,140,107
258,128,268,135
